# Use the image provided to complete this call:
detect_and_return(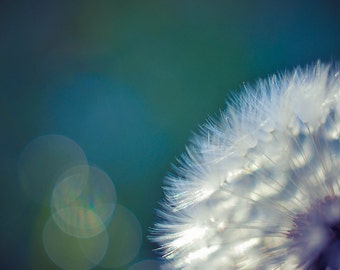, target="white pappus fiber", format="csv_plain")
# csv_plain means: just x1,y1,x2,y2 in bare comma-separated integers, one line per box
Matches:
151,62,340,269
